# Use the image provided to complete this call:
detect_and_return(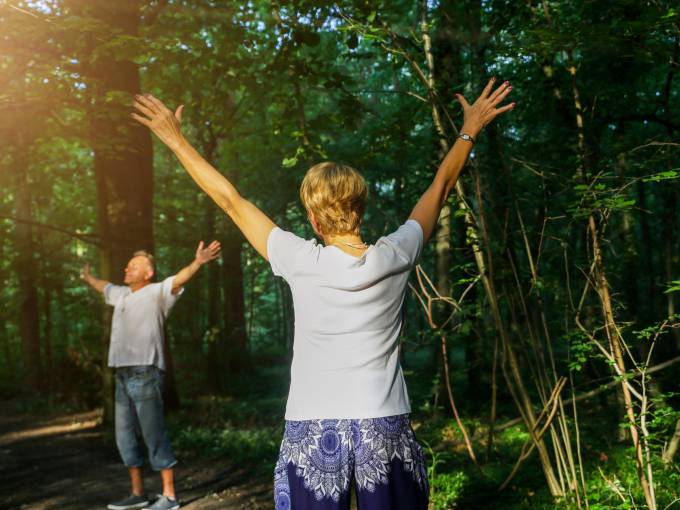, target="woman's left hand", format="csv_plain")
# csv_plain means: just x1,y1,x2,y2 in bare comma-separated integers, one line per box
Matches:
456,78,515,138
131,94,185,151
